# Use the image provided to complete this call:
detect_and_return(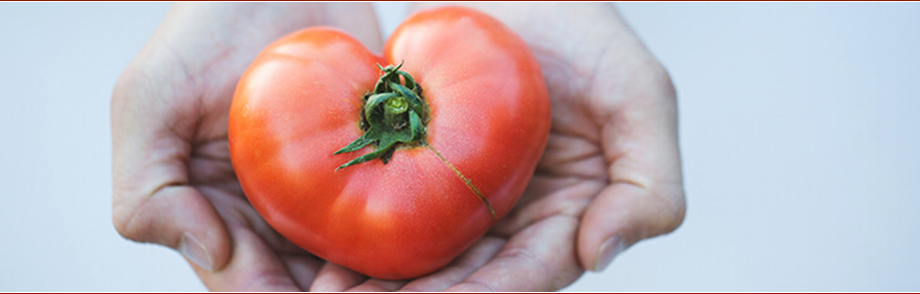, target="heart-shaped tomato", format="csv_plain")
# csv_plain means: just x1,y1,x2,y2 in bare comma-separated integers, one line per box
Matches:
229,6,550,279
